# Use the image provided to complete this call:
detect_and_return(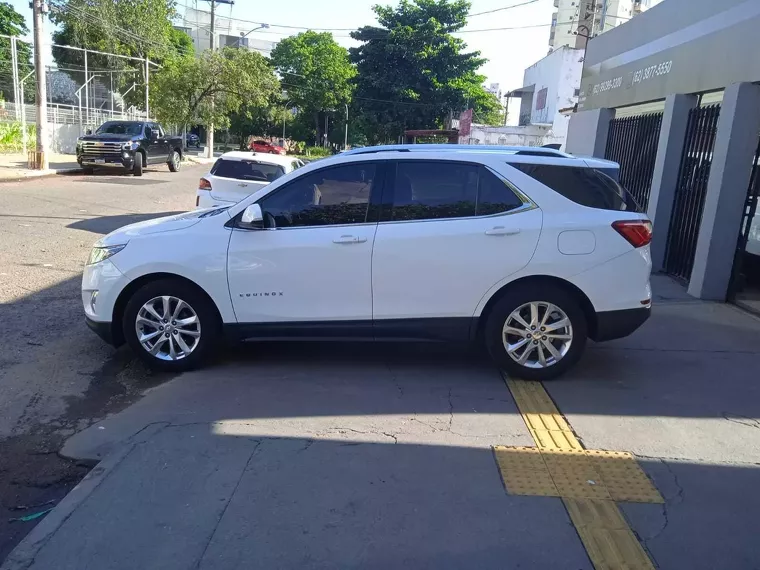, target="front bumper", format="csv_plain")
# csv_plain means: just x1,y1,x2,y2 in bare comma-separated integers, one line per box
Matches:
78,151,135,169
591,307,651,342
85,316,114,345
